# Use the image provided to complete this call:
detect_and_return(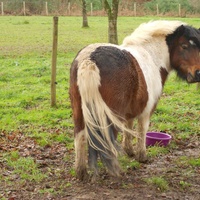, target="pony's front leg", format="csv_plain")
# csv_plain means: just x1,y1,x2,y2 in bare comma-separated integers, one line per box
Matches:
135,116,150,162
122,119,135,157
74,128,88,181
